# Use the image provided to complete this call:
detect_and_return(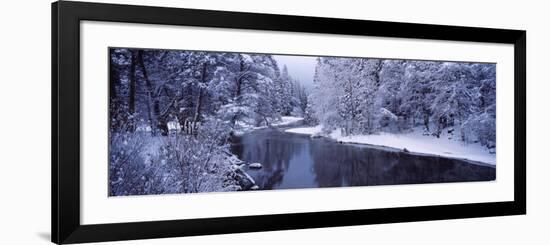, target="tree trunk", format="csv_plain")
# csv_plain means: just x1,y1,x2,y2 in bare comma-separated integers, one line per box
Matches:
231,57,244,126
373,60,383,88
423,113,430,132
109,52,118,102
230,78,242,126
193,63,207,122
109,50,120,131
128,51,137,132
137,50,160,135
